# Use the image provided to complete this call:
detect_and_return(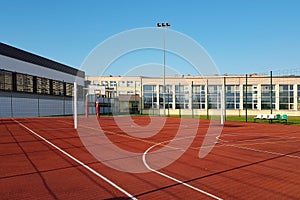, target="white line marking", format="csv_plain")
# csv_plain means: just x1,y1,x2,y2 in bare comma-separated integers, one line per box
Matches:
142,140,223,200
216,136,300,159
222,143,300,159
217,133,300,141
13,119,137,200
